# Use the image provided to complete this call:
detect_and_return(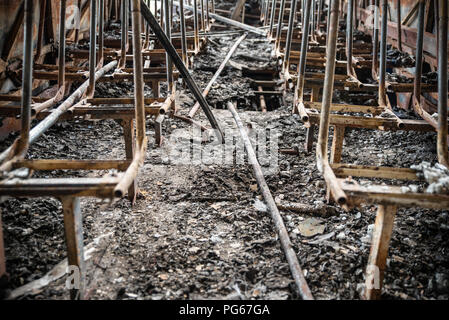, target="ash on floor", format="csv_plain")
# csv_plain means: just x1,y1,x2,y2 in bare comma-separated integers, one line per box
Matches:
1,26,448,301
